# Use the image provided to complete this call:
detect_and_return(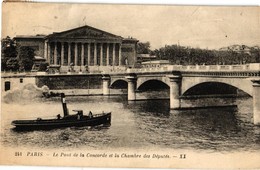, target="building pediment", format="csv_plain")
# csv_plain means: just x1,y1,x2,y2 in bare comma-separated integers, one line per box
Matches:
47,25,123,40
